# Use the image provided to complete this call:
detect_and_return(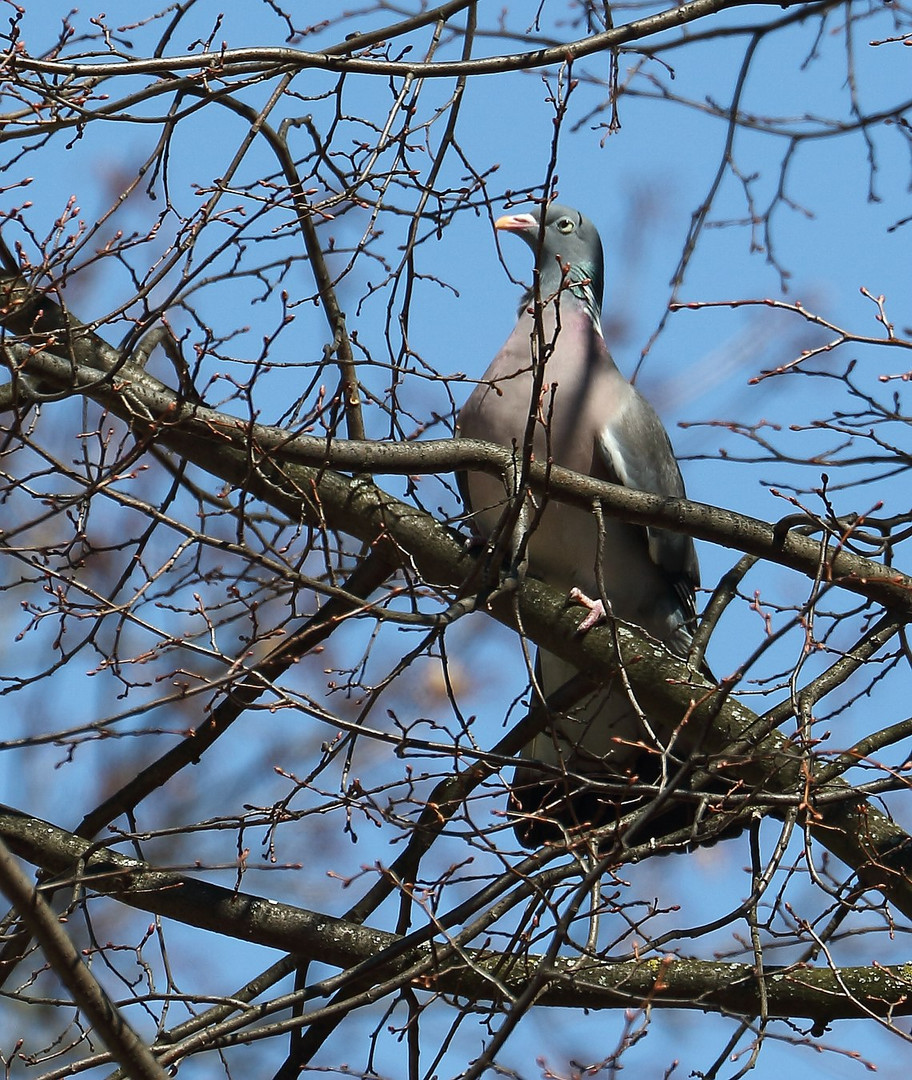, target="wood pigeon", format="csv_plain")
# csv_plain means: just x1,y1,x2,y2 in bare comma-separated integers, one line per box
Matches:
456,203,704,848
